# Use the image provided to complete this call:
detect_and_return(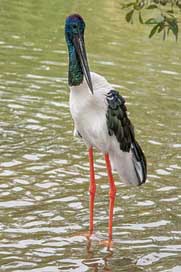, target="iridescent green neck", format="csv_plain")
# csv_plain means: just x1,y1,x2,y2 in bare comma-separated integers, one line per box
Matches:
68,43,83,86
